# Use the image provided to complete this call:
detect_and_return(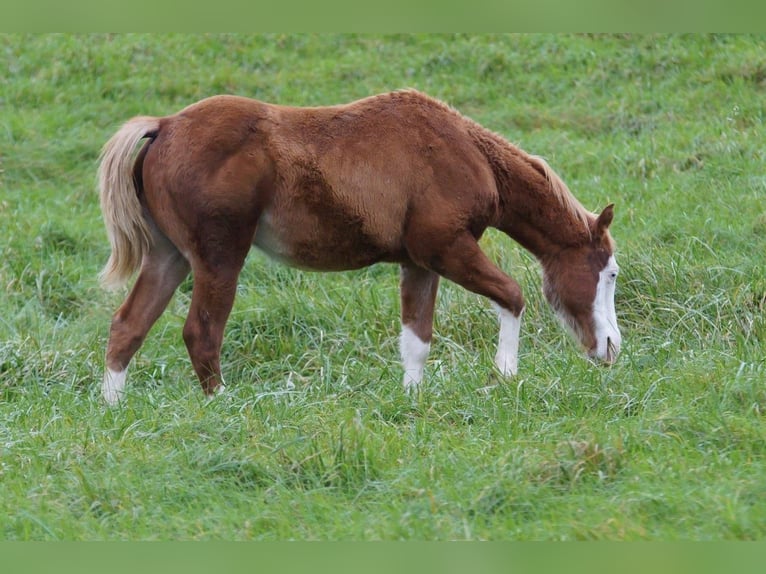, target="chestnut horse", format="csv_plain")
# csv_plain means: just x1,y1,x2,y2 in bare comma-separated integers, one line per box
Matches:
98,90,621,405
